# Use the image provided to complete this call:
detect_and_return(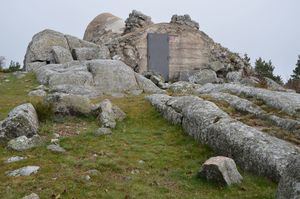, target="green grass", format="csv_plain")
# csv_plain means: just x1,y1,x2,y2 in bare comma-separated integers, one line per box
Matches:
0,72,277,198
